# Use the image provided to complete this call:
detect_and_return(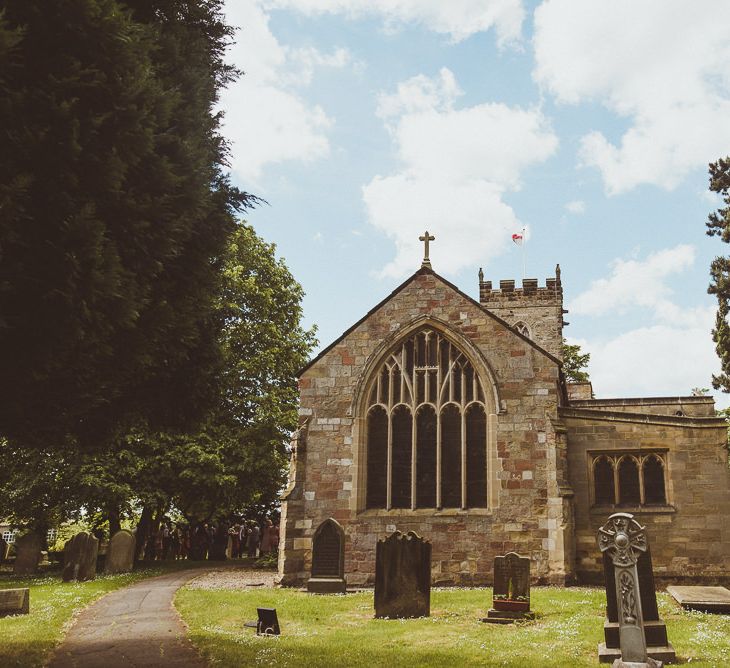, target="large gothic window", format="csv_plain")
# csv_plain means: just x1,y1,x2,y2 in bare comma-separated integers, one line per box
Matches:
365,328,488,510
